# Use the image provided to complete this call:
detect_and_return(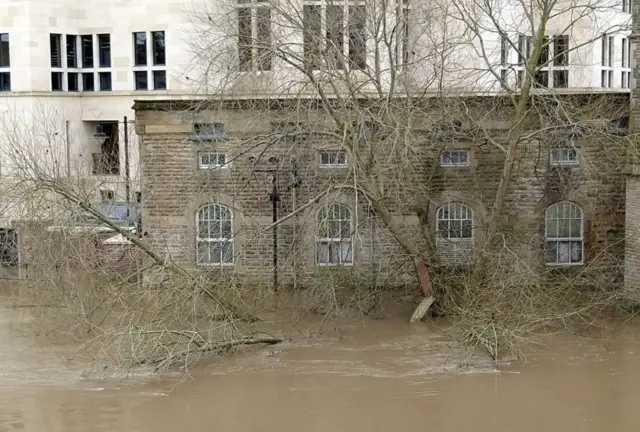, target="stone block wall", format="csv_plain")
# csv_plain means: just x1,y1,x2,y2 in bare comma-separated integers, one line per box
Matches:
134,97,627,291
